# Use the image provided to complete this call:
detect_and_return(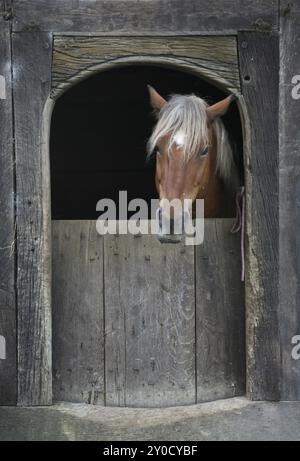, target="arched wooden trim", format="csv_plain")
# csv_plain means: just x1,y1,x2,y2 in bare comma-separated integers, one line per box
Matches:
51,55,240,101
40,57,251,404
